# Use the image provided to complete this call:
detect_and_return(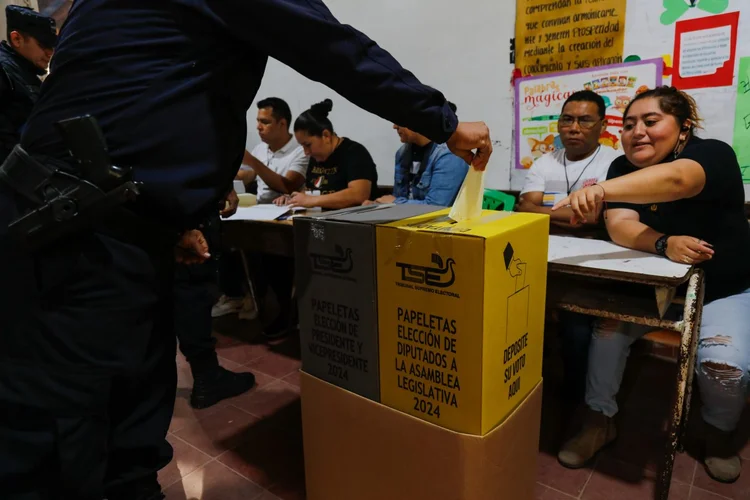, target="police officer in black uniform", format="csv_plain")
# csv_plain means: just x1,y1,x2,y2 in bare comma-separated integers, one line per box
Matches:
0,6,56,162
0,1,492,499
